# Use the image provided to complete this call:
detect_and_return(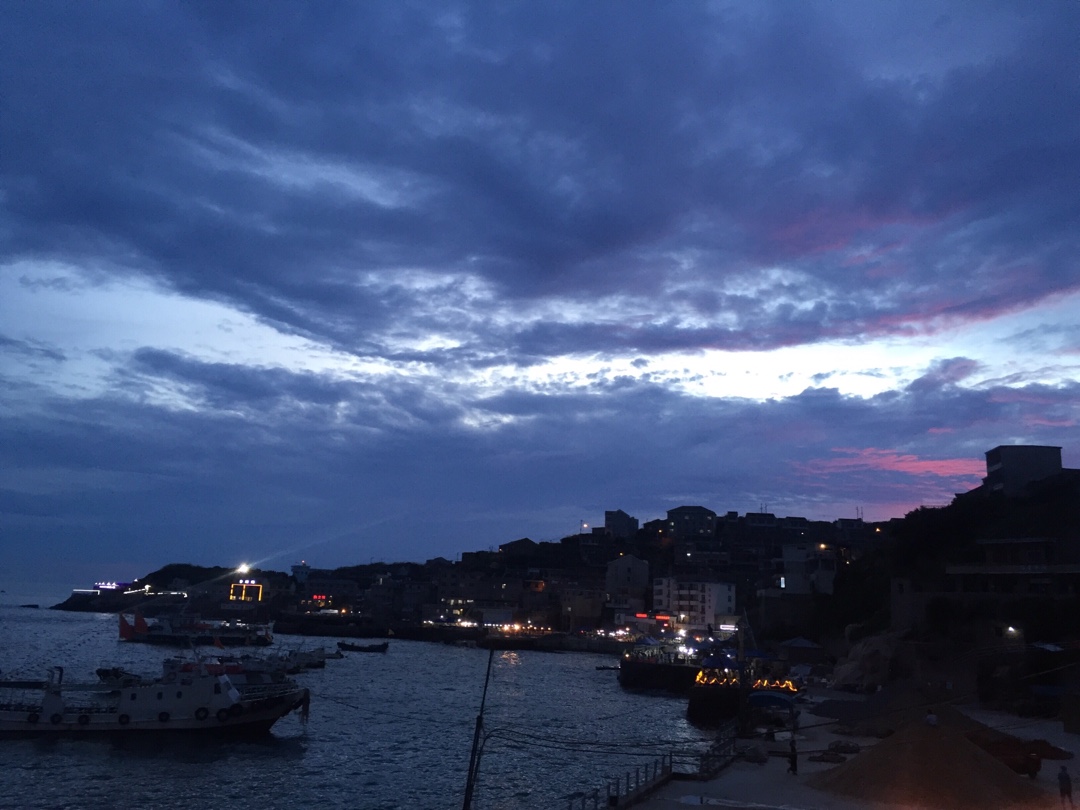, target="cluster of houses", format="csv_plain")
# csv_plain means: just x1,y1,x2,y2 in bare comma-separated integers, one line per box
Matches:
112,444,1074,650
280,506,878,638
277,444,1078,644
